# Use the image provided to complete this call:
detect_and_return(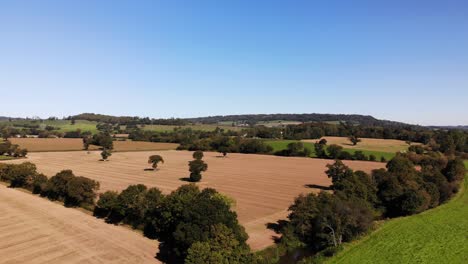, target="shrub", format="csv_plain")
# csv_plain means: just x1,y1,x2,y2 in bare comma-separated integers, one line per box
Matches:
9,162,37,188
44,170,74,200
65,176,100,207
31,174,48,194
